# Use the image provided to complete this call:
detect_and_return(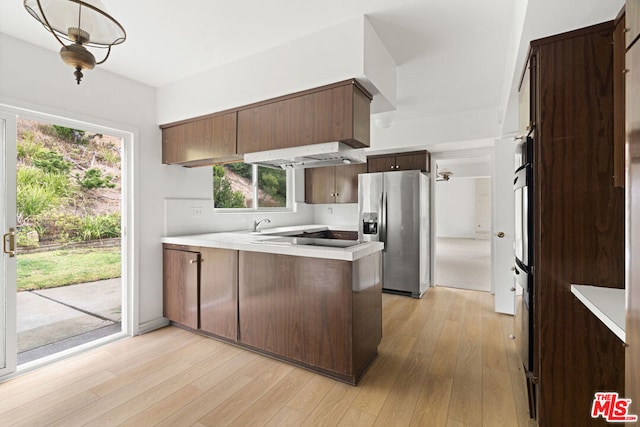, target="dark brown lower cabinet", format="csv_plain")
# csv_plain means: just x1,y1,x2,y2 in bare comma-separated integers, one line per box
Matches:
163,244,238,342
238,251,382,384
199,247,238,341
163,248,199,329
